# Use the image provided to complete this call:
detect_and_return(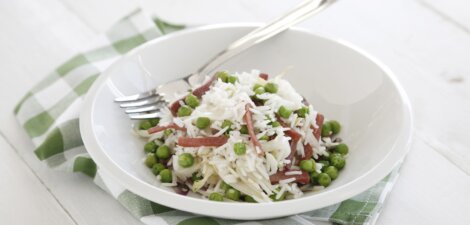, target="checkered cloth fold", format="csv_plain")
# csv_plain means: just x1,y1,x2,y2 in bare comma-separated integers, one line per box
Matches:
14,9,399,225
